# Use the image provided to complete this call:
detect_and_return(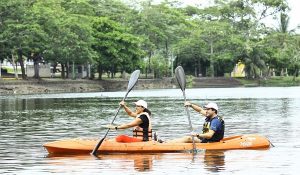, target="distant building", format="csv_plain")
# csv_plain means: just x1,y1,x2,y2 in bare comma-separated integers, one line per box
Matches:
231,61,245,78
1,59,90,79
26,64,51,77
